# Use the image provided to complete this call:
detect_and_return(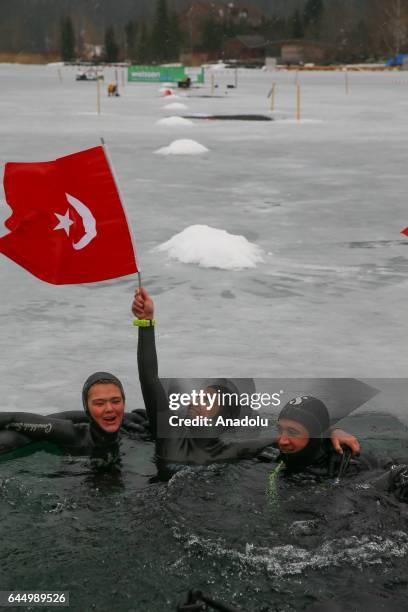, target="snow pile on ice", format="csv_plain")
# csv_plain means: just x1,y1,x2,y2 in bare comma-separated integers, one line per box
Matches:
205,62,227,71
156,116,194,127
155,139,208,155
156,224,264,270
163,102,188,111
